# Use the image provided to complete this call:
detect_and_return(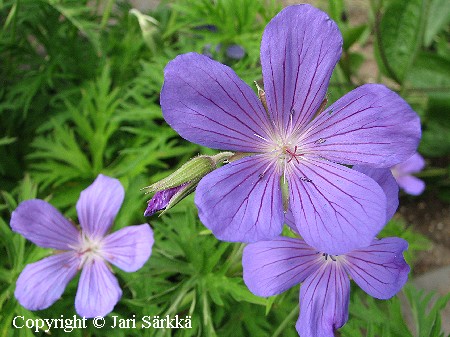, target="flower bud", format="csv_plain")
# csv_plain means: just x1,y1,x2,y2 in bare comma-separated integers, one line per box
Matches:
143,152,233,216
